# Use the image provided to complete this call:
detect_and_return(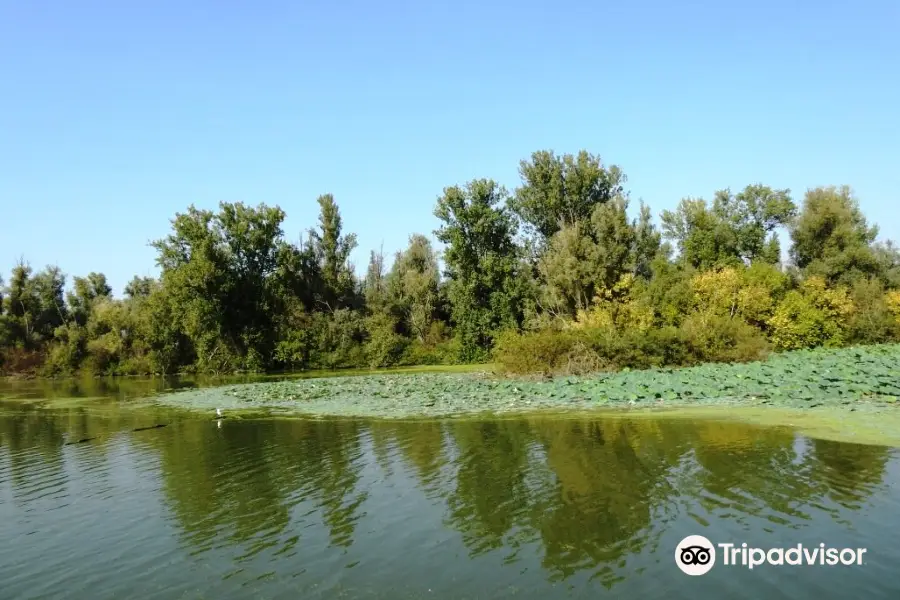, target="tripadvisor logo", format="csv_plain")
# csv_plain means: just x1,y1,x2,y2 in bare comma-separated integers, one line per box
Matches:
675,535,867,575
